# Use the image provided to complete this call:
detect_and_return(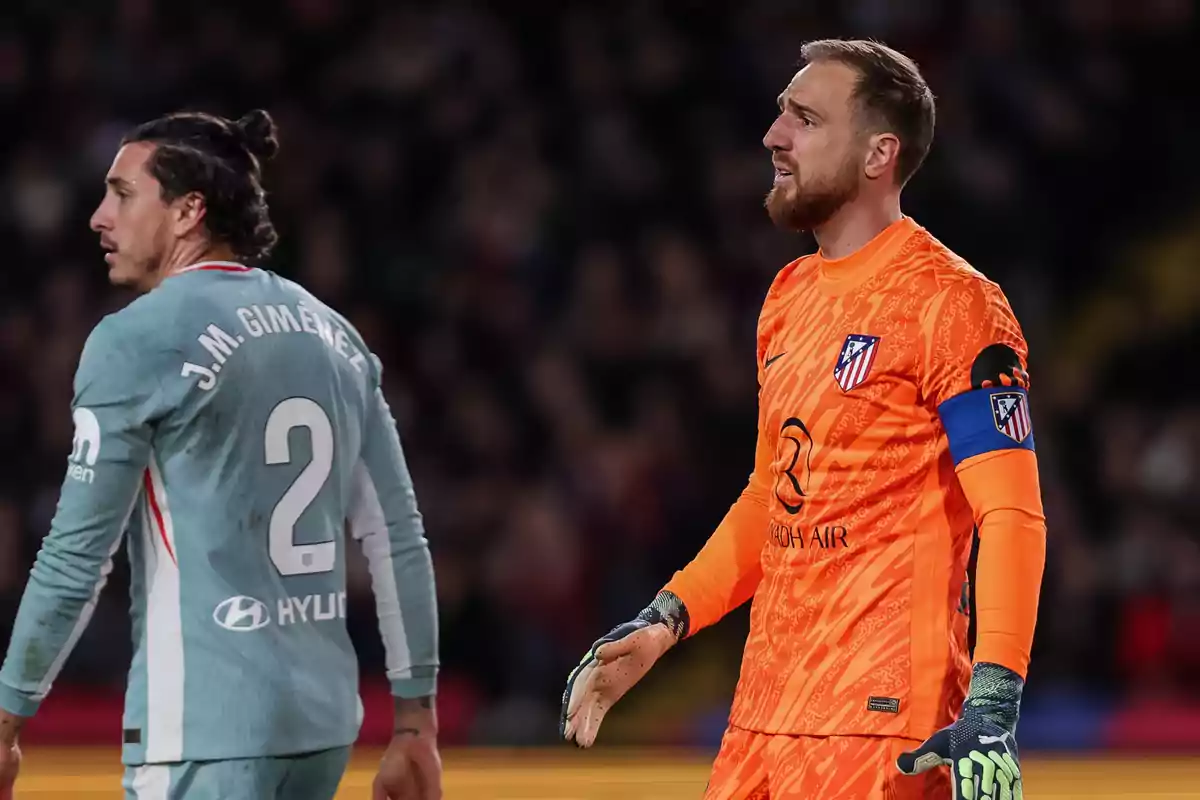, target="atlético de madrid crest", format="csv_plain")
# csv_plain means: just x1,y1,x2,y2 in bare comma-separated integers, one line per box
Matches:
834,334,881,392
991,391,1033,443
